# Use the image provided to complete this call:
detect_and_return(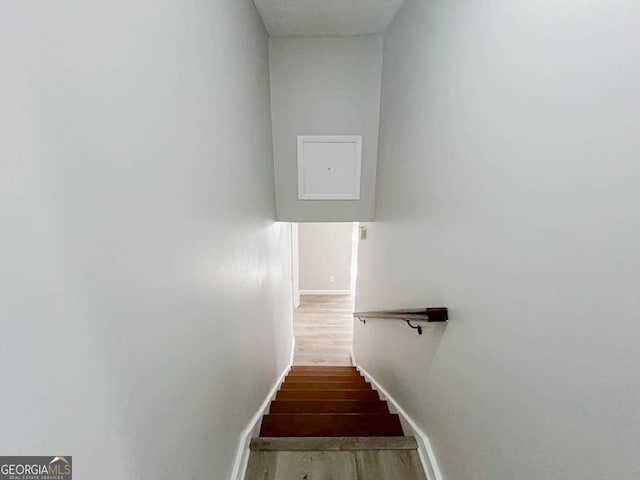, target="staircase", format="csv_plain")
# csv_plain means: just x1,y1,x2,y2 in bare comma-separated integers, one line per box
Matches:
245,366,427,479
260,365,403,437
